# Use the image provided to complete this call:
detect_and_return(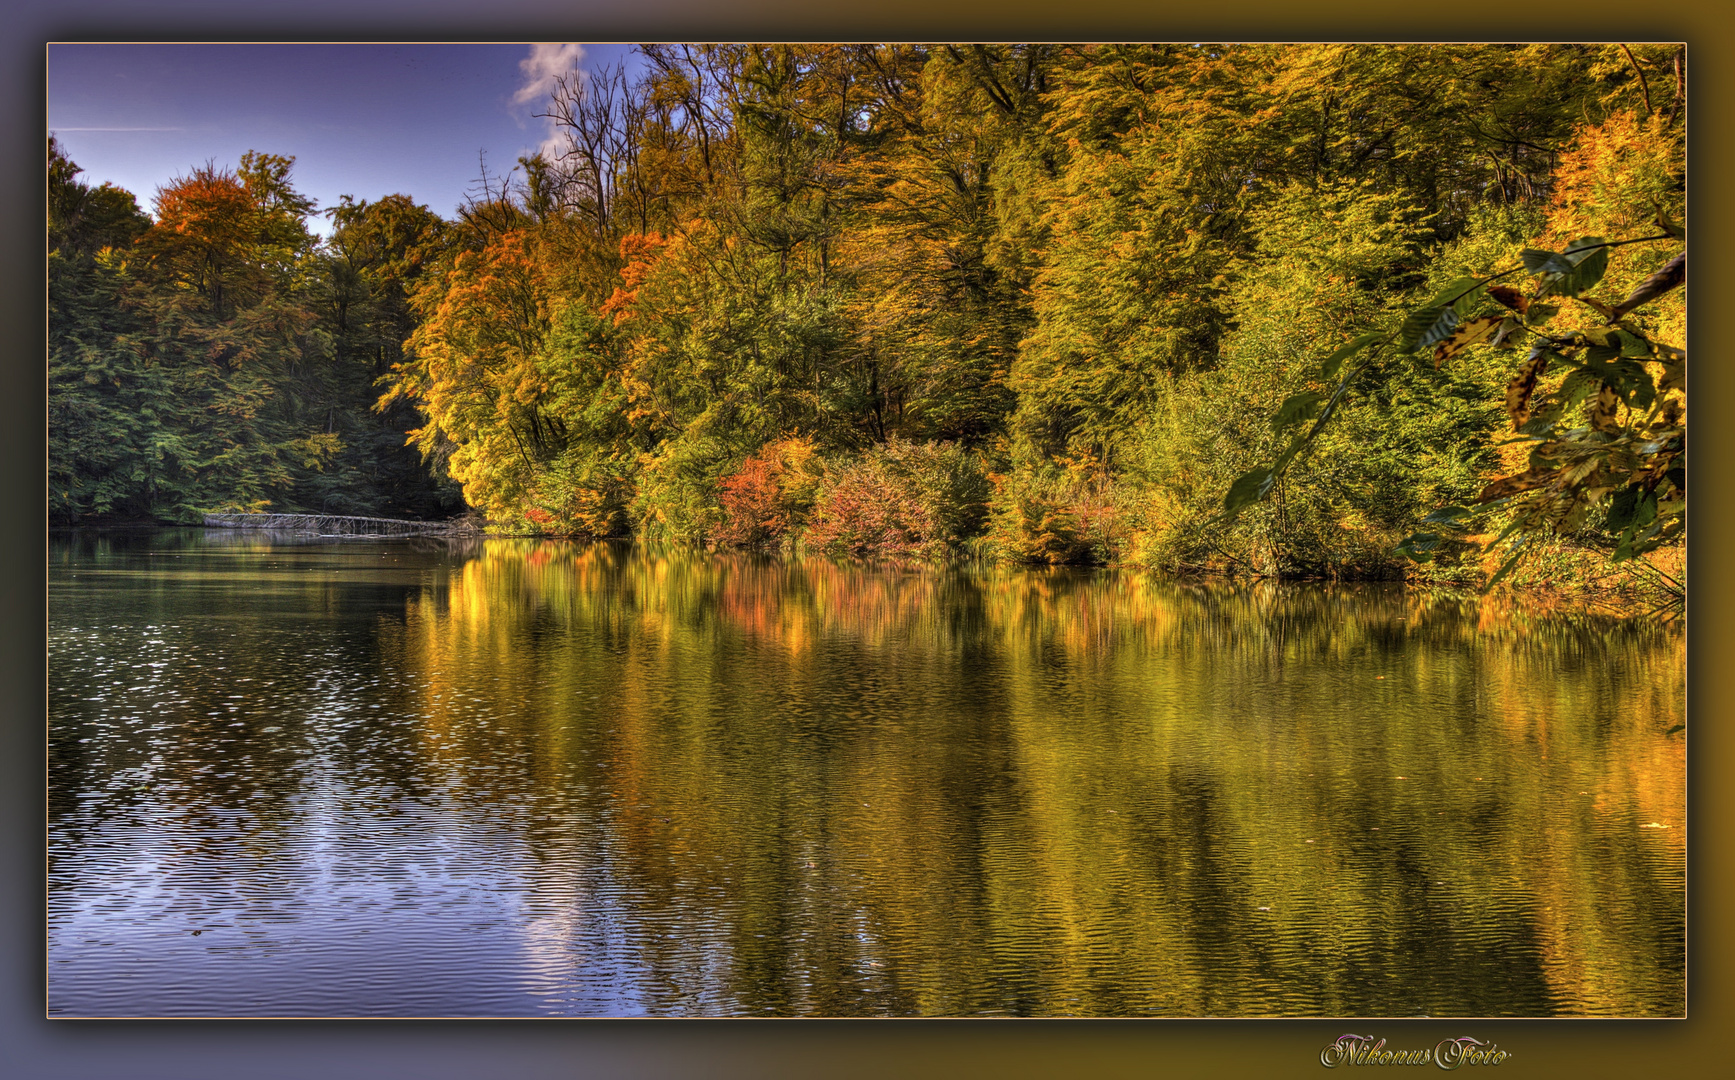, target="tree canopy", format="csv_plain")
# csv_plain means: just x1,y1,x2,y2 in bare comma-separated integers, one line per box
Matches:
49,44,1685,595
